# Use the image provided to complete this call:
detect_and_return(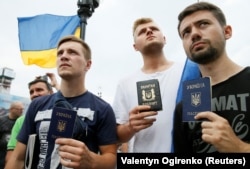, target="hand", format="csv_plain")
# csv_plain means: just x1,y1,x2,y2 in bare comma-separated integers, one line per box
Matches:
195,111,247,152
46,72,60,90
128,105,158,133
56,138,93,169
